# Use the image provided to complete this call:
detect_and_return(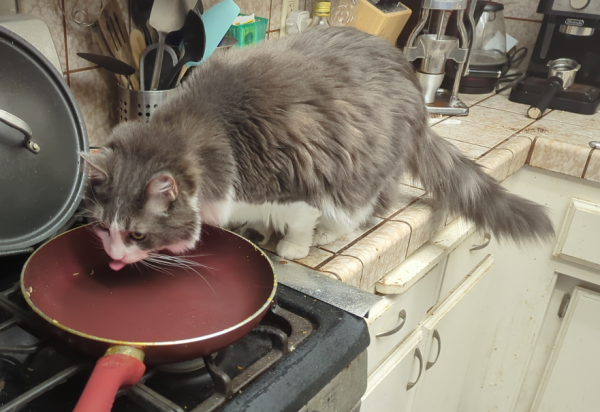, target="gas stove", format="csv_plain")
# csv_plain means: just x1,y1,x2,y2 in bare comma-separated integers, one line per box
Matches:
0,253,369,412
